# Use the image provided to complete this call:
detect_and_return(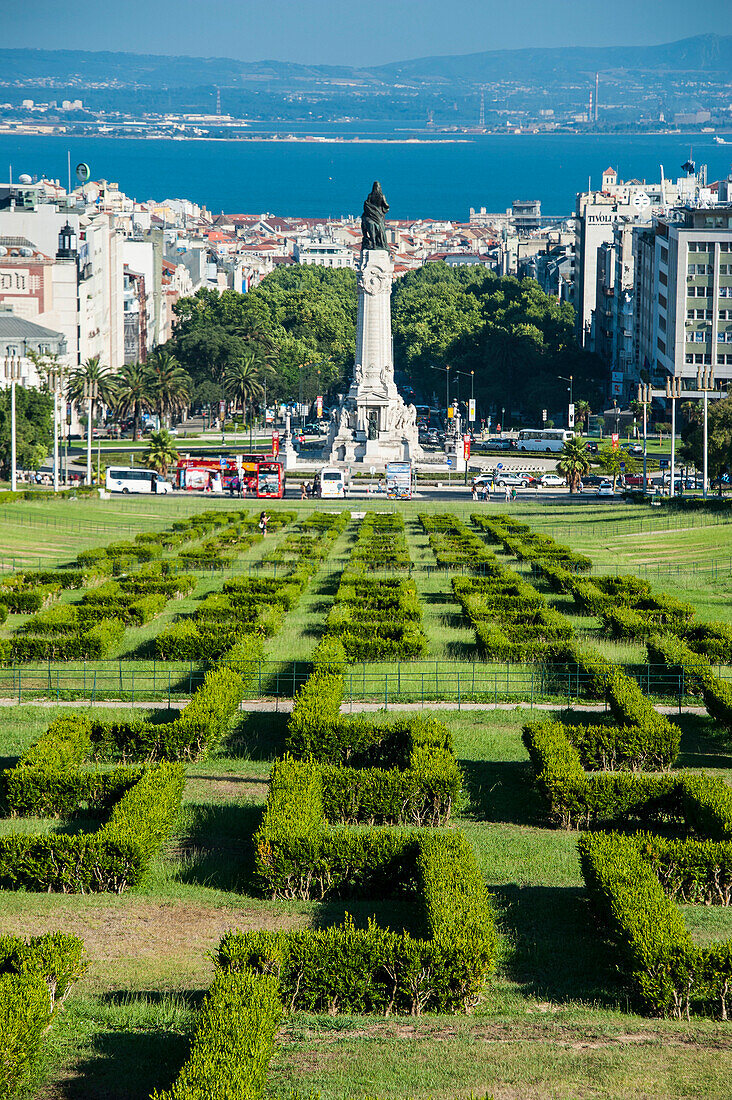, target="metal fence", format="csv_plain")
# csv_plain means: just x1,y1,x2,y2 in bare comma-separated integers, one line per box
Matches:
0,658,728,708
